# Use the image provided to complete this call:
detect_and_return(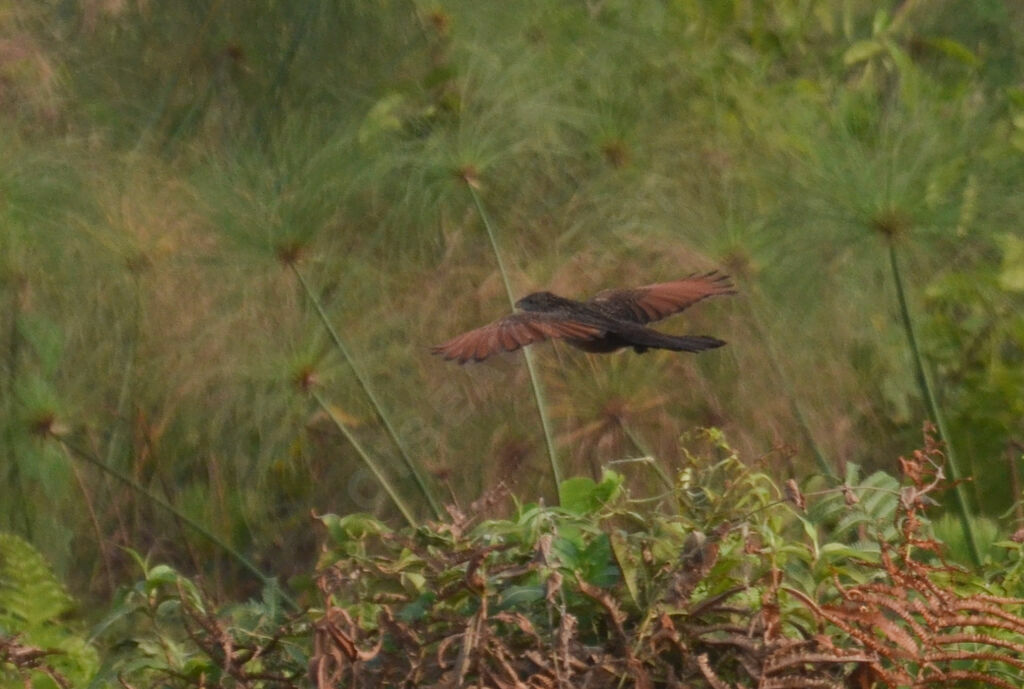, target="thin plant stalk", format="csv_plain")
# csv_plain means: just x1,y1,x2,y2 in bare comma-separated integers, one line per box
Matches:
67,452,116,592
290,263,442,519
4,276,32,537
888,241,981,565
620,422,675,492
58,437,299,611
467,186,563,492
103,278,142,477
745,295,836,480
1008,442,1023,527
310,389,417,528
